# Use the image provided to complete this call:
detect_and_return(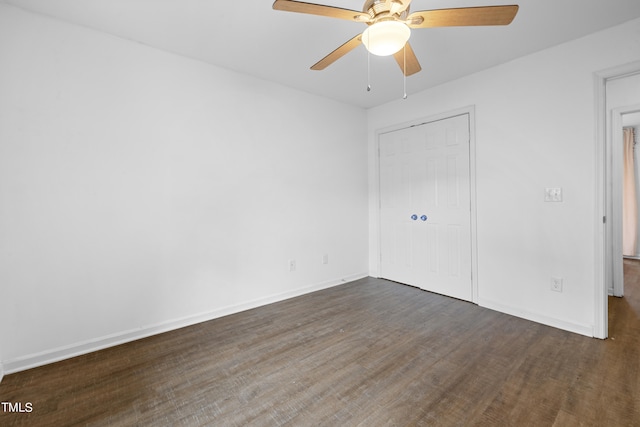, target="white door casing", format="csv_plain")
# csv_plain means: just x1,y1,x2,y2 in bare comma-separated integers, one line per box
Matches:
379,113,473,302
594,60,640,339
